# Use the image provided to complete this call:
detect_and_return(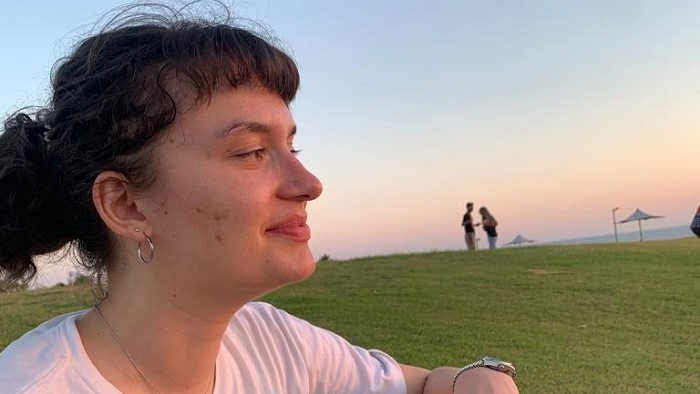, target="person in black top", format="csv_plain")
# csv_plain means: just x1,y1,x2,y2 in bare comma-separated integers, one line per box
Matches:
461,202,480,250
479,207,499,249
